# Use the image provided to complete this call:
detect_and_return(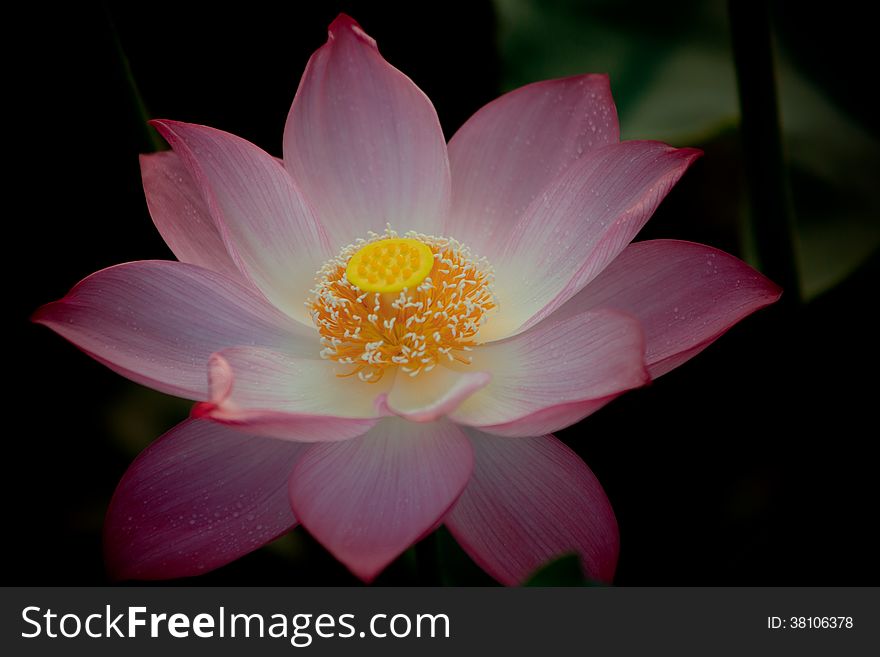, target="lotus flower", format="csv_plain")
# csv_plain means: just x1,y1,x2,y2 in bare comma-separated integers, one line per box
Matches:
34,15,780,584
